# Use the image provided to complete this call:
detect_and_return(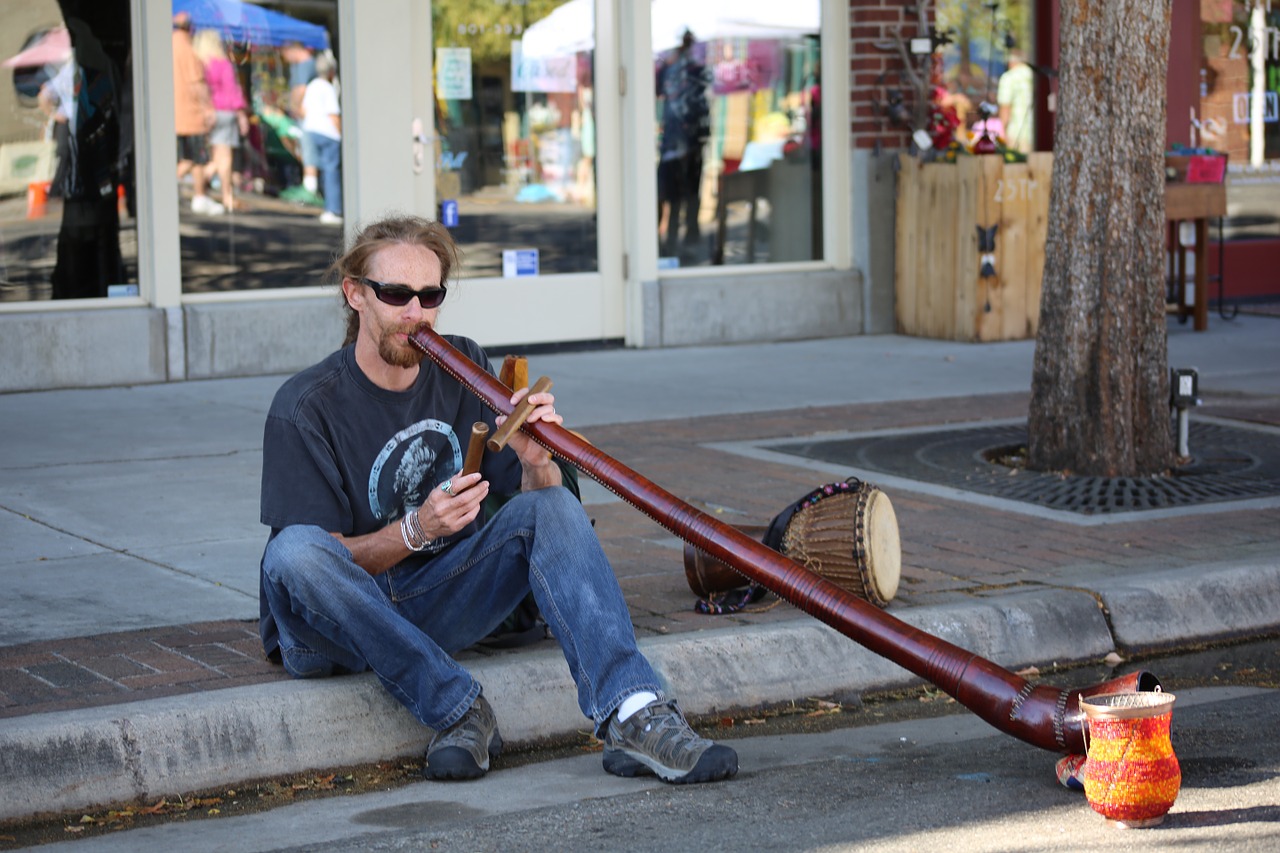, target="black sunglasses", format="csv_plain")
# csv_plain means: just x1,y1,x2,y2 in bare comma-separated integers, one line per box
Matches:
360,277,447,309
